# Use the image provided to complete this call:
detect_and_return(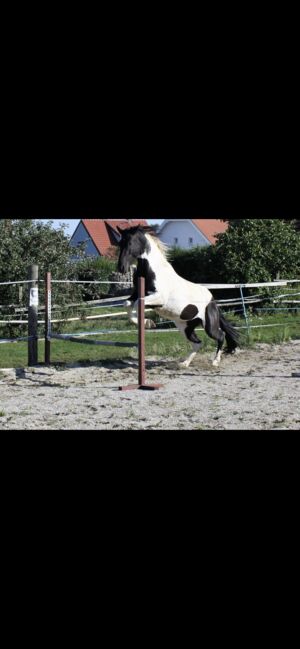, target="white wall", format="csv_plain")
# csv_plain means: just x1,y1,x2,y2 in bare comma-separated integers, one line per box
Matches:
158,220,210,249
